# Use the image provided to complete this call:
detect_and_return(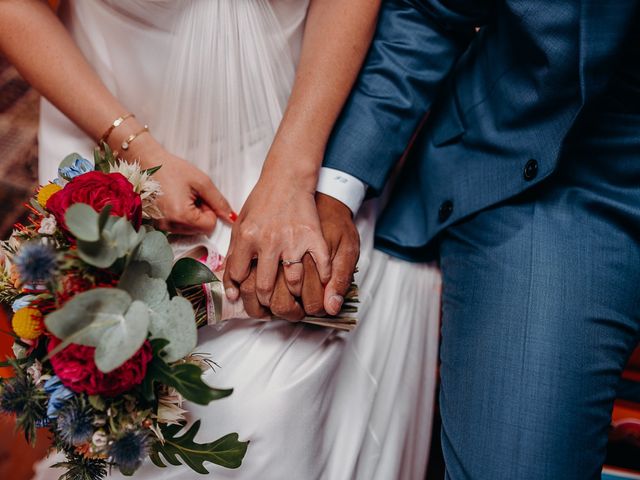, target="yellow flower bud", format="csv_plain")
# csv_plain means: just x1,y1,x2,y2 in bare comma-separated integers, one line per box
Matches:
12,307,44,340
37,183,62,208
